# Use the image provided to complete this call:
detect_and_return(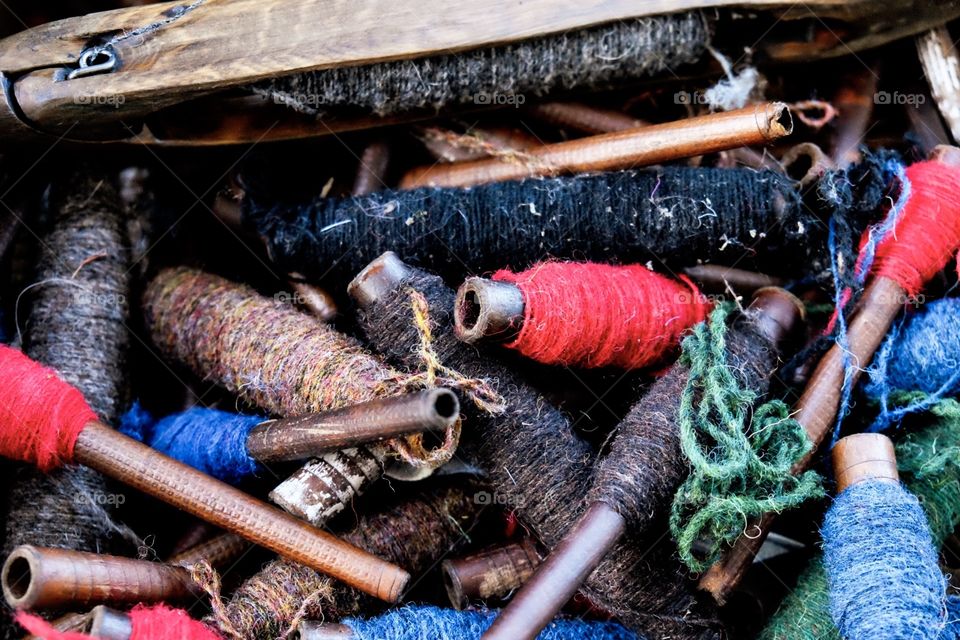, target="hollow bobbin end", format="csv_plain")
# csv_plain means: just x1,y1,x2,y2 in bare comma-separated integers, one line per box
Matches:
748,287,806,346
348,251,412,309
833,433,899,493
2,545,41,609
454,278,525,344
